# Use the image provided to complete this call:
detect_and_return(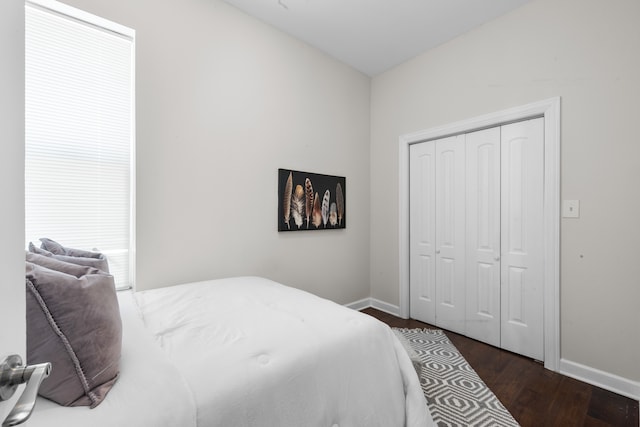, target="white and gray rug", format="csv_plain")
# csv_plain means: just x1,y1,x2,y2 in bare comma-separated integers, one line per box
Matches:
394,328,520,427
